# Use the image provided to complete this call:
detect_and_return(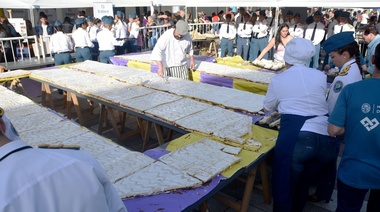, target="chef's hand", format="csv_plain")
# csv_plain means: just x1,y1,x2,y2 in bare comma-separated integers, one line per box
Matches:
157,67,164,77
324,64,330,72
190,61,195,71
